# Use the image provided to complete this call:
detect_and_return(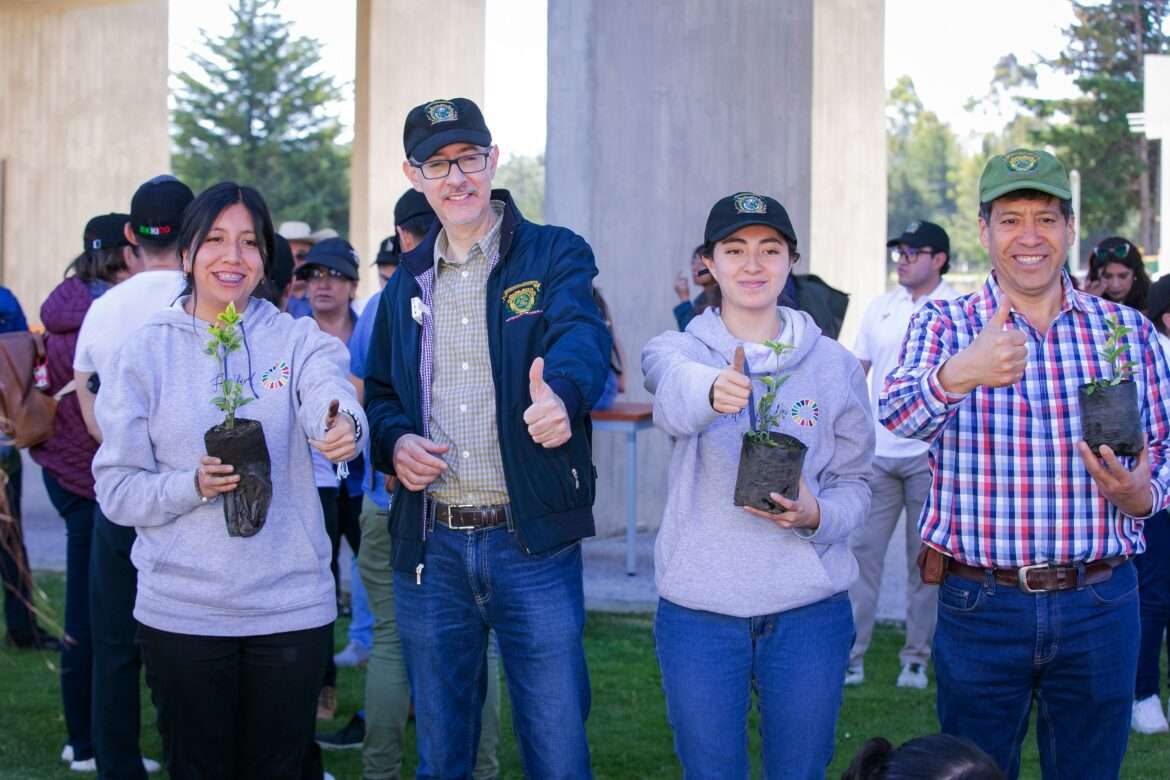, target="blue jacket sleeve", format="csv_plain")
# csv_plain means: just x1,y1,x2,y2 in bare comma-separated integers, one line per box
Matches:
363,283,417,477
539,231,611,419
